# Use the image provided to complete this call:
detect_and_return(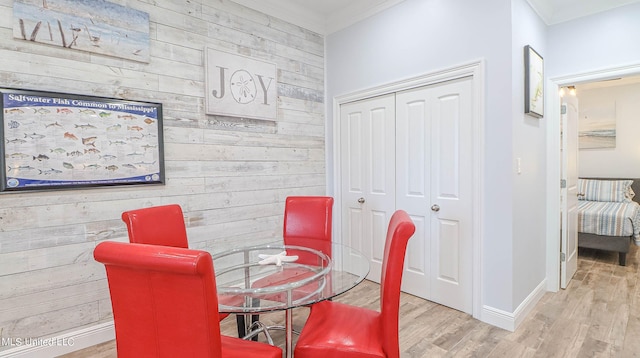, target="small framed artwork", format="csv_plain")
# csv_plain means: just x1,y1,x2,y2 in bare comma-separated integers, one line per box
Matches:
0,88,164,192
524,45,544,118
